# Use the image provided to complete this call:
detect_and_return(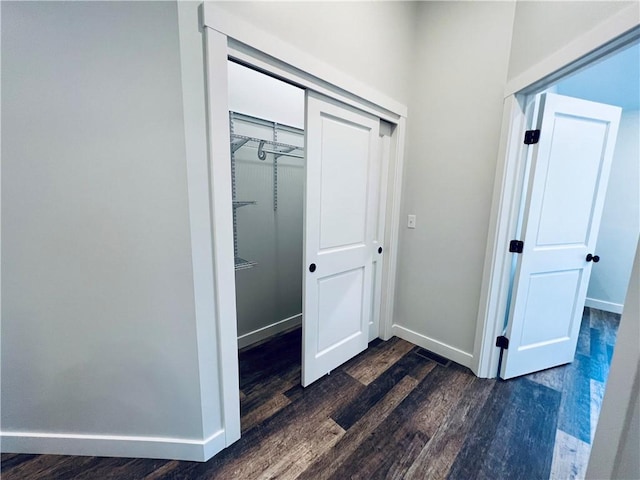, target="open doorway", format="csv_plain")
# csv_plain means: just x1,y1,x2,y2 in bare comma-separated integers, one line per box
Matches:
501,39,639,373
499,40,639,378
228,61,305,349
476,29,640,377
536,48,639,476
227,62,306,434
478,37,639,478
